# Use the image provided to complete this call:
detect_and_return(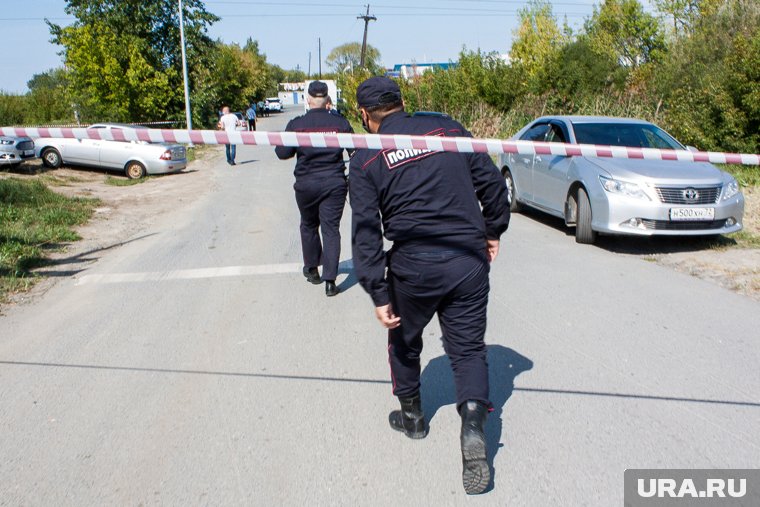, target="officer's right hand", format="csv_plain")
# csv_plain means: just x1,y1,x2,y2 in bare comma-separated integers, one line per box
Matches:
486,239,500,263
375,304,401,329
